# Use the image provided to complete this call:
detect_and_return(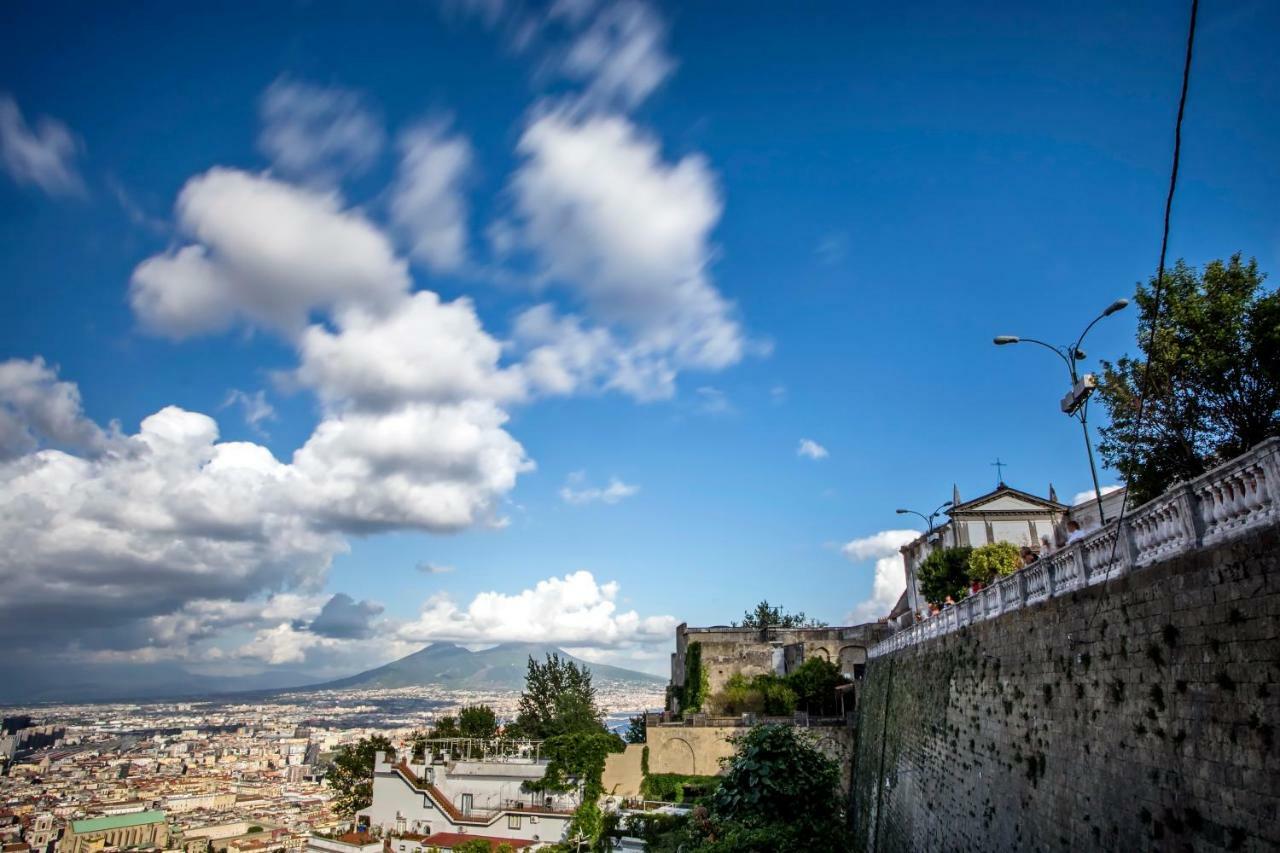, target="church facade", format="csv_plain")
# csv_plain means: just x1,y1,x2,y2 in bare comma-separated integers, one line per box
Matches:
899,484,1068,619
